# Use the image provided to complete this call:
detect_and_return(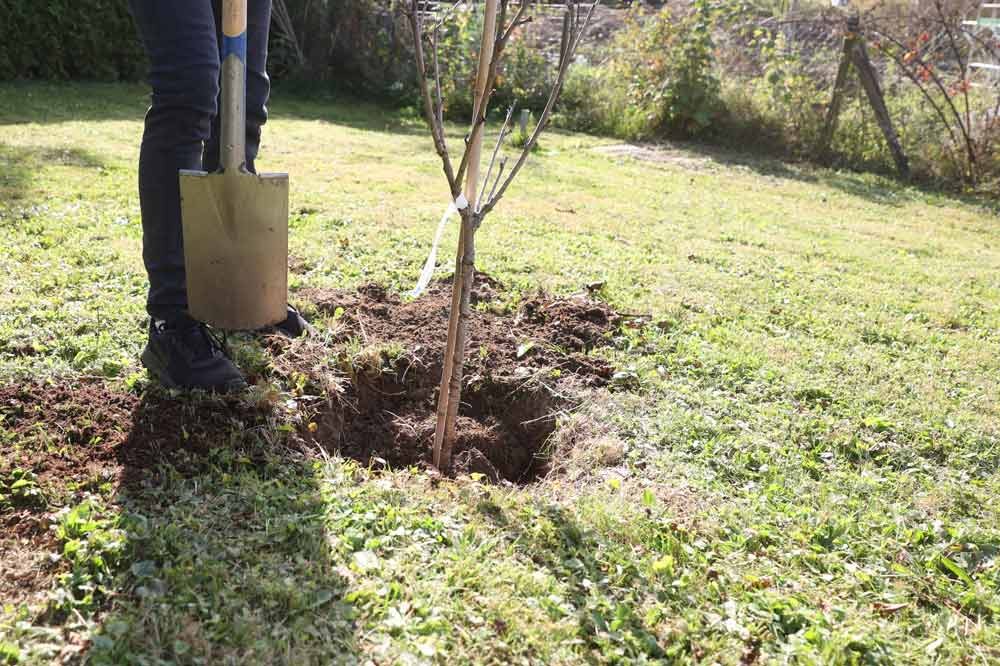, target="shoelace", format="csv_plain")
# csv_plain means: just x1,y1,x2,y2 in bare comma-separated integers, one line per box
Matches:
207,327,232,359
157,318,232,362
